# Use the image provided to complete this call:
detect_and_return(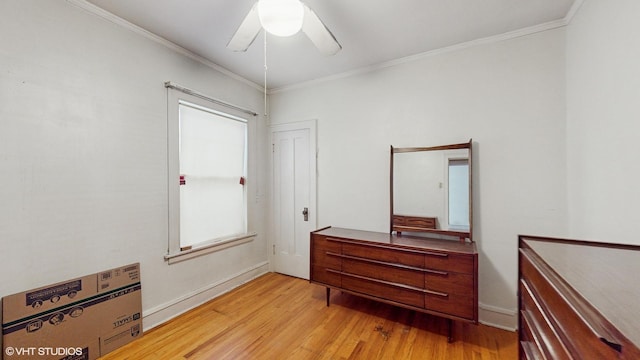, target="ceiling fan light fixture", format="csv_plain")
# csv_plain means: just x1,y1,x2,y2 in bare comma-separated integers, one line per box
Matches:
257,0,304,37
